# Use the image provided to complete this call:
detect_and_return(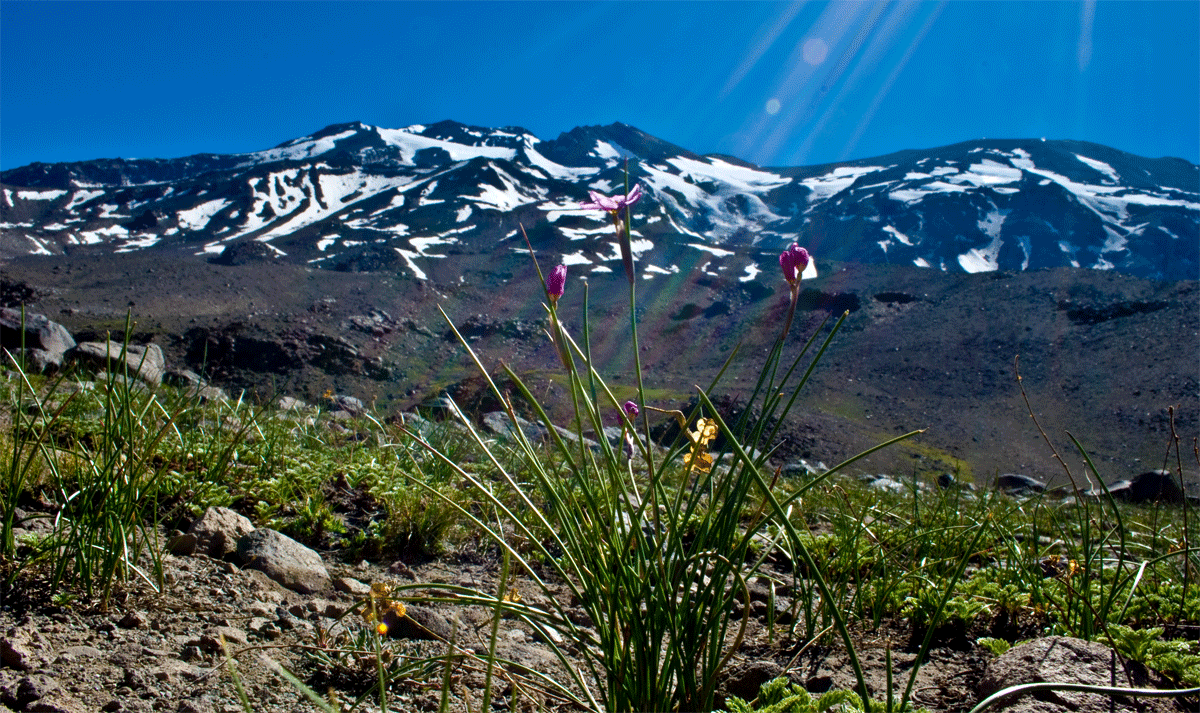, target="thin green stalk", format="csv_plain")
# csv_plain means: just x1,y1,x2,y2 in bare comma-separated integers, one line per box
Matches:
481,547,510,713
969,682,1200,713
